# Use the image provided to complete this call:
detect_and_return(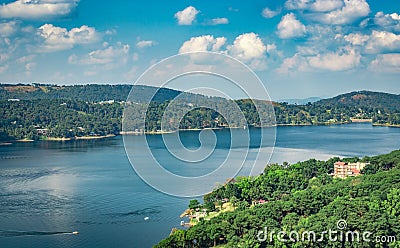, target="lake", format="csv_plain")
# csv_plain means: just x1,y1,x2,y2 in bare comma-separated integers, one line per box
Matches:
1,123,400,248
